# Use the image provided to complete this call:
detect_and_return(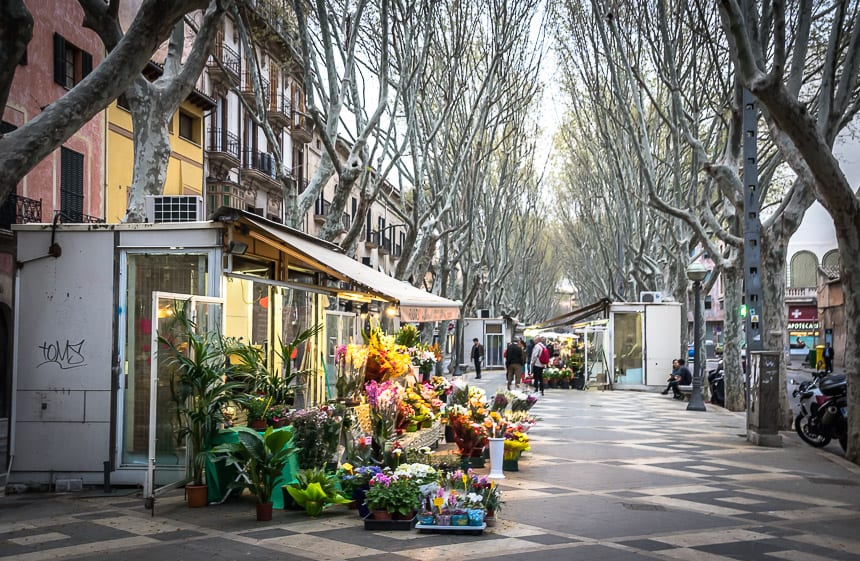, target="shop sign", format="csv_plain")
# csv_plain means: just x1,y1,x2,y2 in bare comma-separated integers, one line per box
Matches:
788,305,818,321
787,321,819,331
